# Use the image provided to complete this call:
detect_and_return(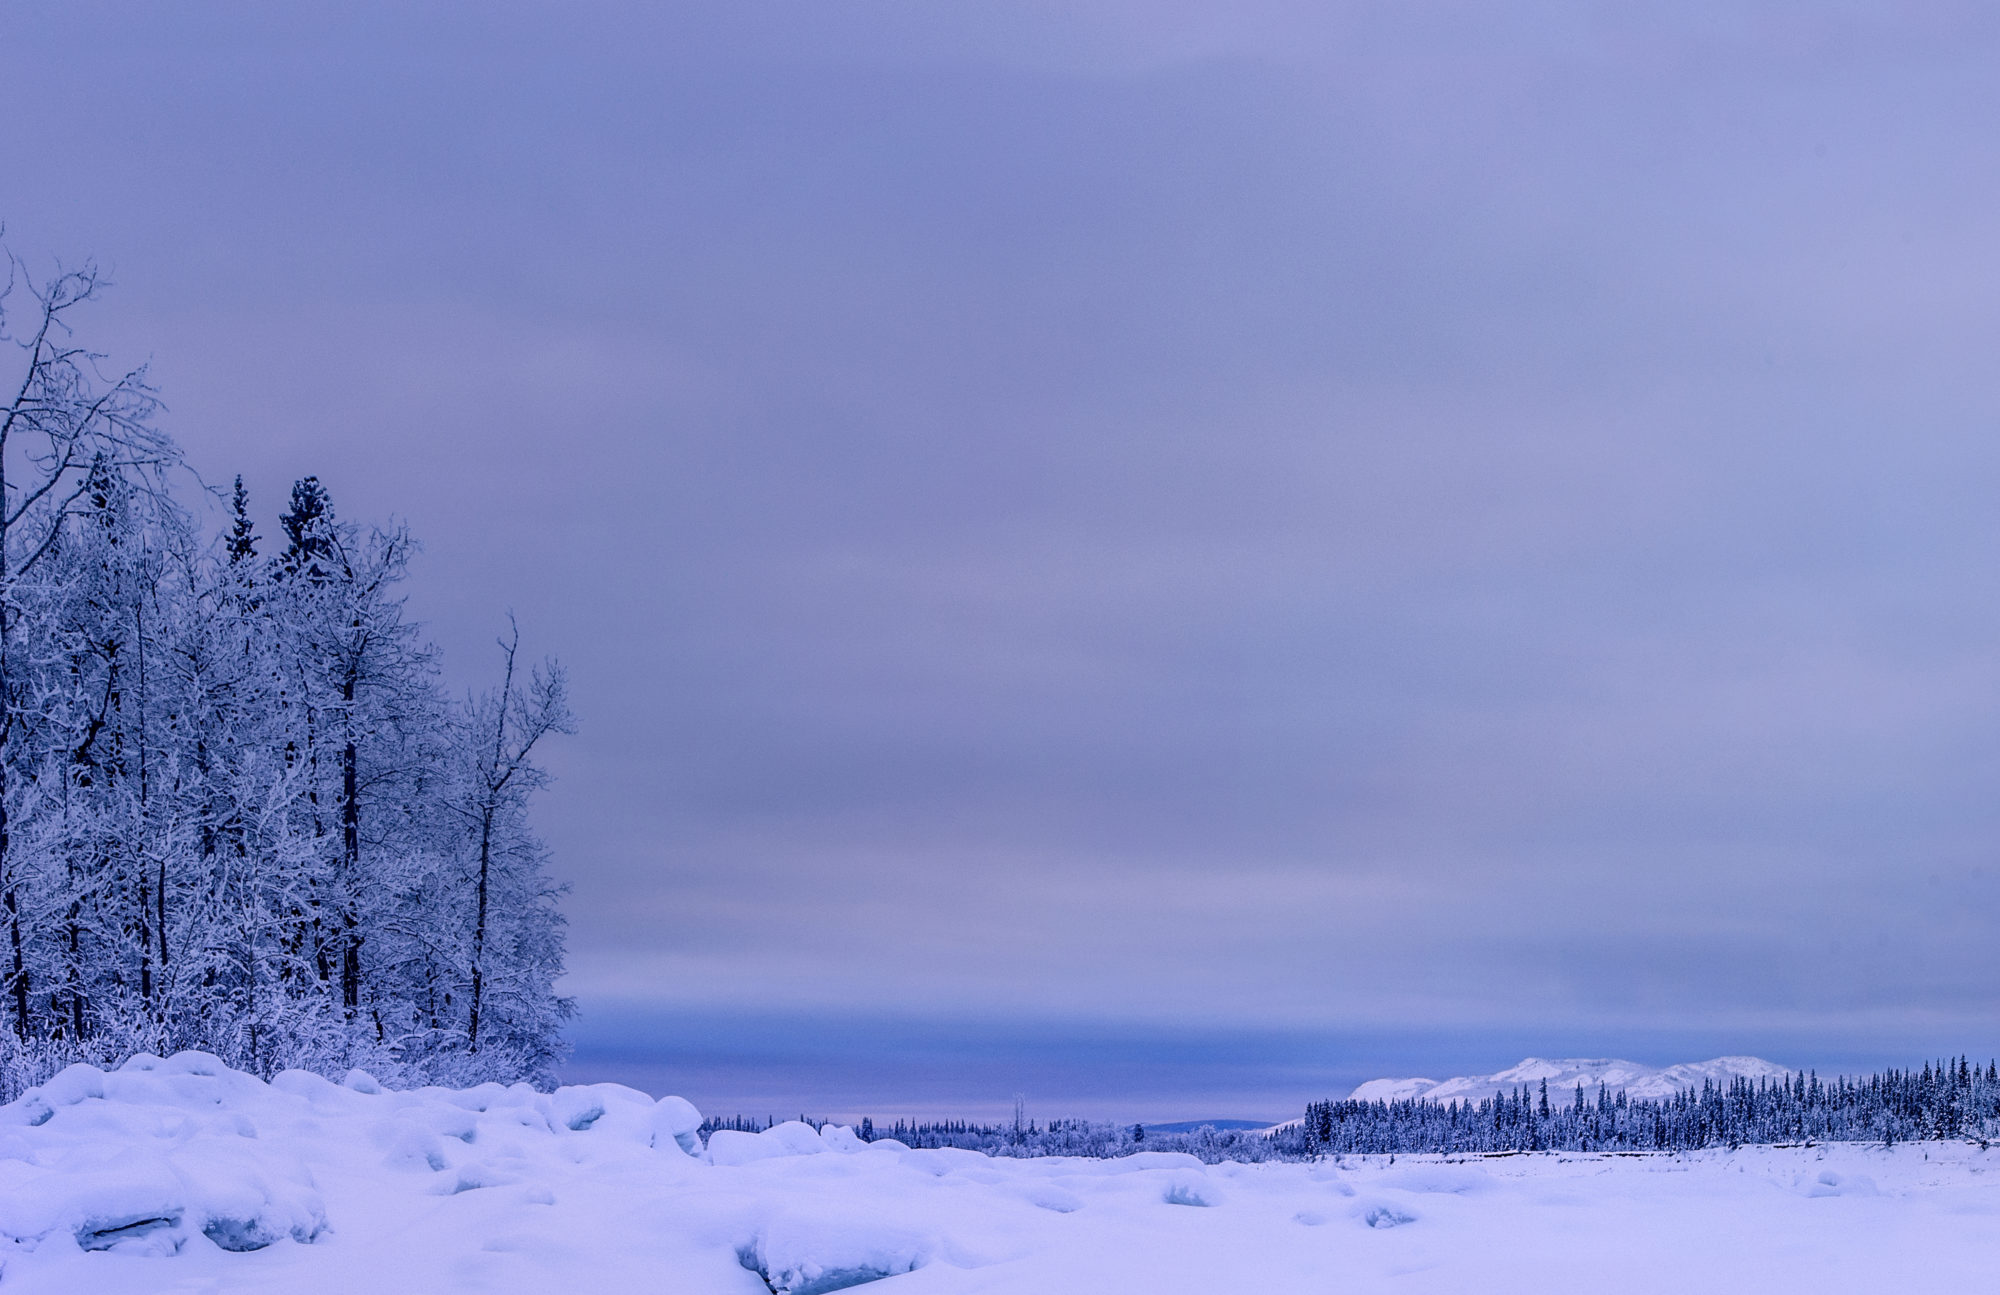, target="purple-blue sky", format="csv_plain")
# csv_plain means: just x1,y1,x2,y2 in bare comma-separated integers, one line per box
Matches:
6,2,2000,1116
